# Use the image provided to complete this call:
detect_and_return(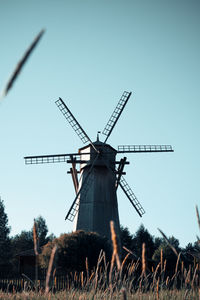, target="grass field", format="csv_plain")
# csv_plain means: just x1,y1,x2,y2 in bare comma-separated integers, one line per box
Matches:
0,289,199,299
1,240,199,299
1,215,200,299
